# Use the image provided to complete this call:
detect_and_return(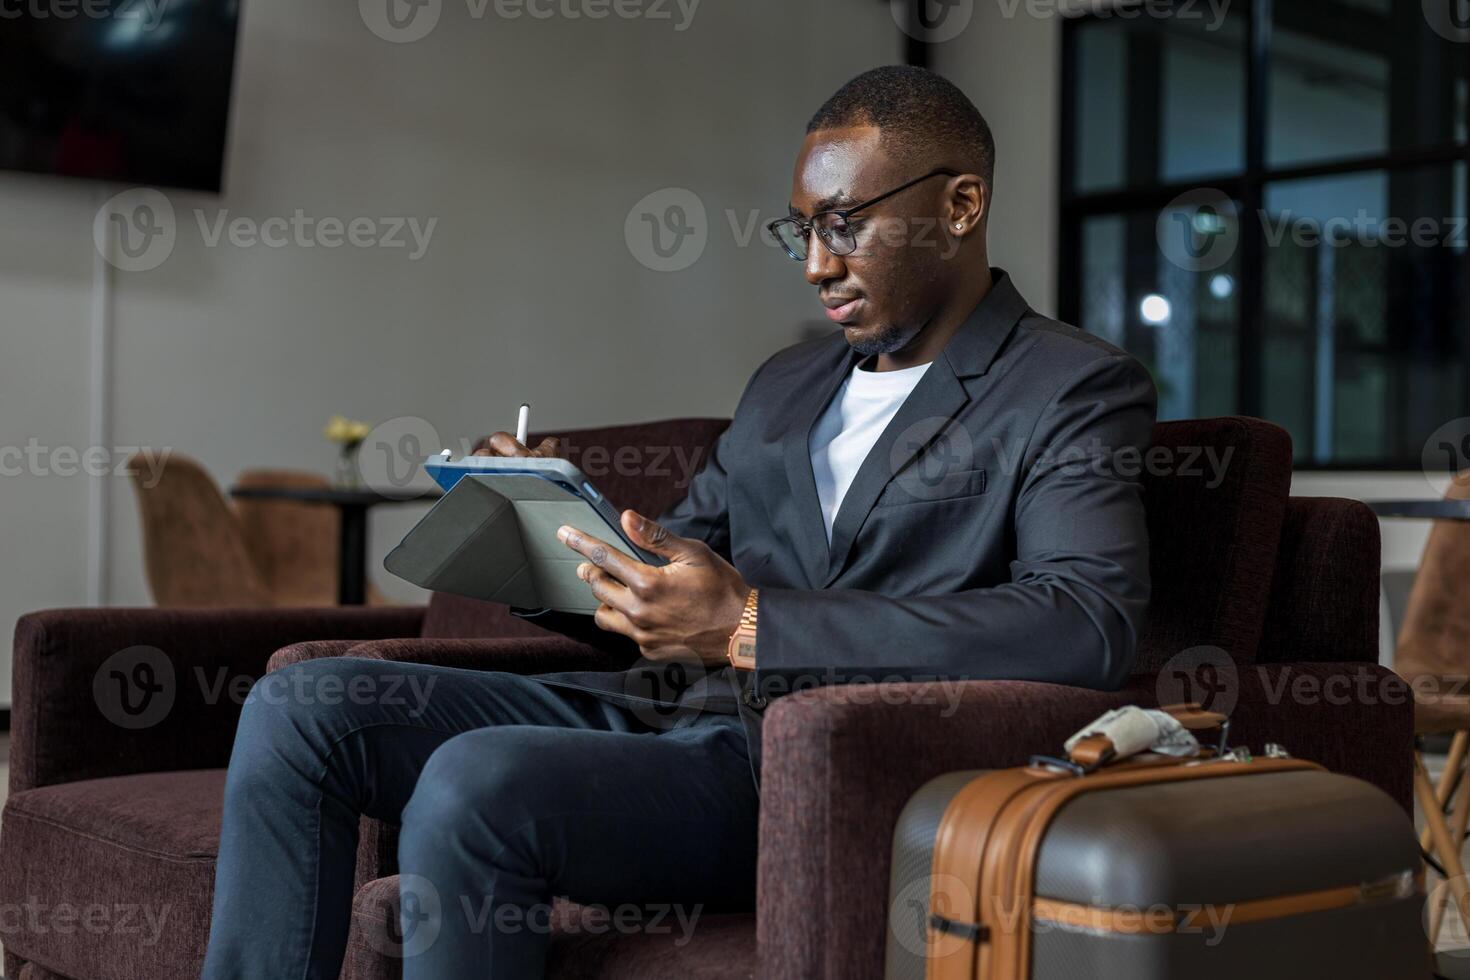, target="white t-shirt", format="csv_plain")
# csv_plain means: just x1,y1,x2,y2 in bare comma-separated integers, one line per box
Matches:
809,358,932,542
